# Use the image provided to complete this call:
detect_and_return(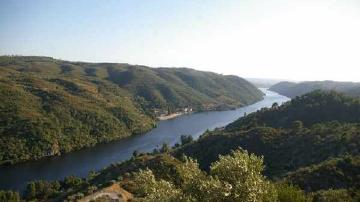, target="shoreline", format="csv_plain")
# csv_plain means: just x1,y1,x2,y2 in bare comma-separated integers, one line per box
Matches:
157,112,185,120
